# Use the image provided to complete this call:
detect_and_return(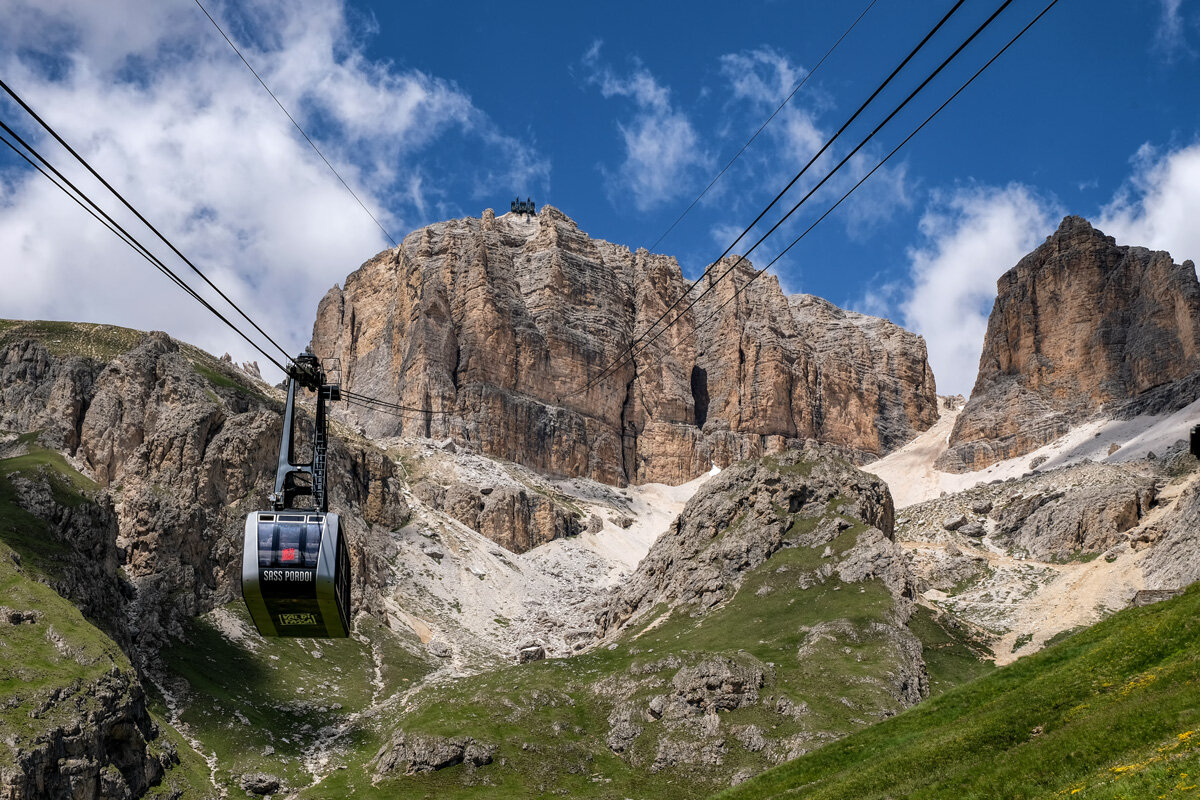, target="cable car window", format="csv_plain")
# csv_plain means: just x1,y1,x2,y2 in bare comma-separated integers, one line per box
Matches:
257,516,322,568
